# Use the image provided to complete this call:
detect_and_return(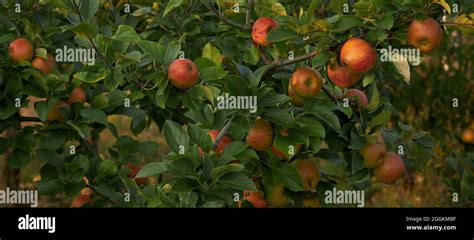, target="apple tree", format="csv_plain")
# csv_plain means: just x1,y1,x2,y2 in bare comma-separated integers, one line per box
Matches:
0,0,471,207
